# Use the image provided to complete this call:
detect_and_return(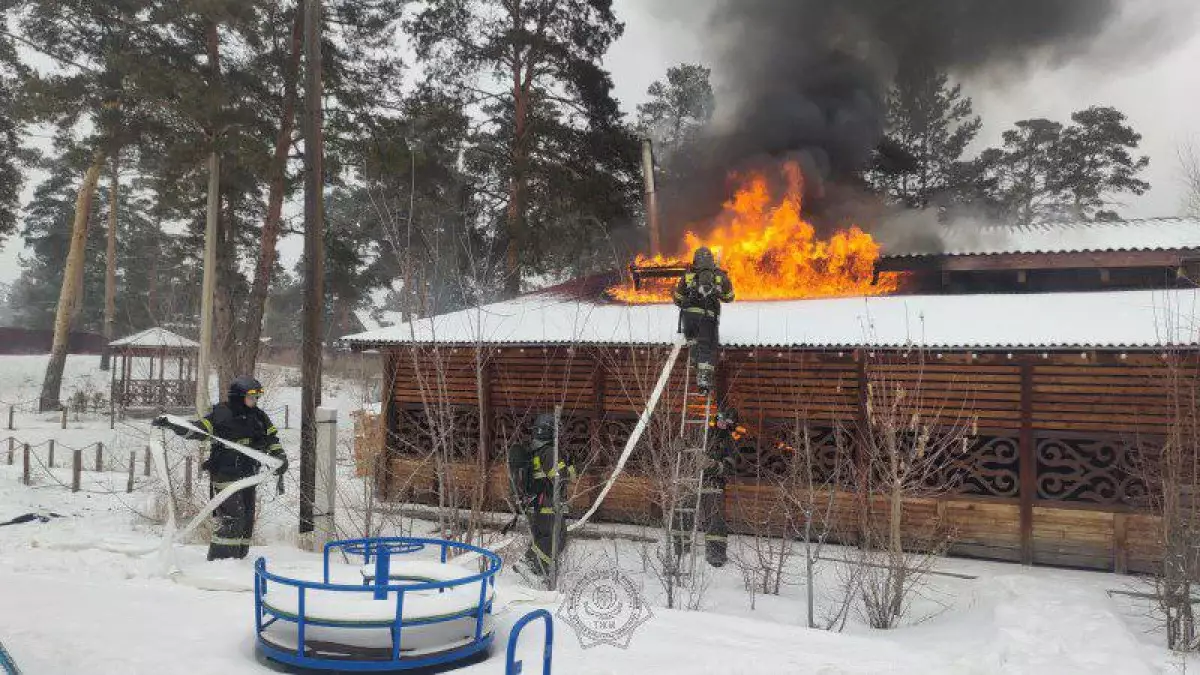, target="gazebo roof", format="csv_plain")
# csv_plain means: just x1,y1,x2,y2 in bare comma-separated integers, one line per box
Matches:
109,327,199,351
